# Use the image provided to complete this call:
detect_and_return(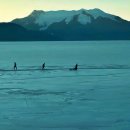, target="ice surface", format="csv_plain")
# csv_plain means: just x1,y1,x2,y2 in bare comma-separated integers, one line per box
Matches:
0,41,130,130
